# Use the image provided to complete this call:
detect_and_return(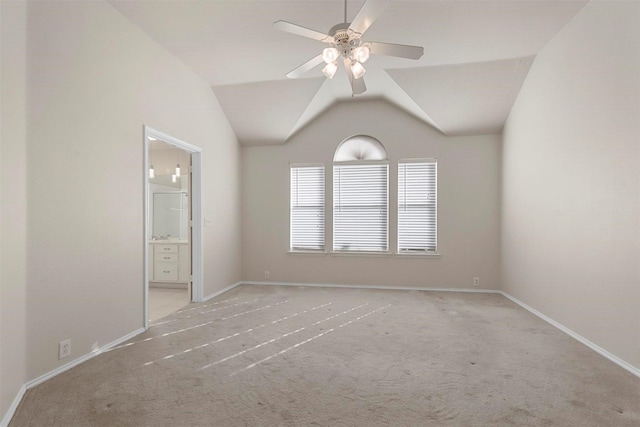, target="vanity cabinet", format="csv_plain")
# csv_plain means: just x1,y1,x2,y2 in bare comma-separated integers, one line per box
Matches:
150,242,190,286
